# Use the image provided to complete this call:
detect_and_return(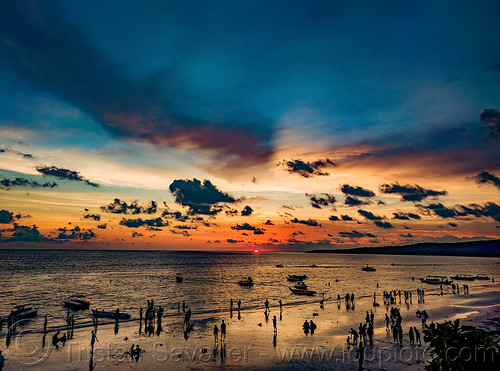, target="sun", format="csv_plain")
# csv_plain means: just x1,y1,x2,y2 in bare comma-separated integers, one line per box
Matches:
253,249,259,254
